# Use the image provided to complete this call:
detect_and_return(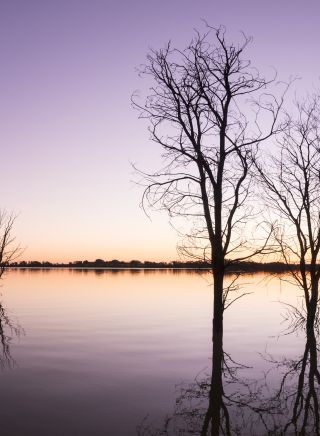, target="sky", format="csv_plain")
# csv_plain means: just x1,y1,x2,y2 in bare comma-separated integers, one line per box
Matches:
1,0,320,262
